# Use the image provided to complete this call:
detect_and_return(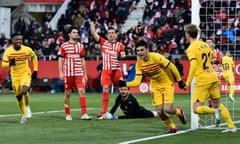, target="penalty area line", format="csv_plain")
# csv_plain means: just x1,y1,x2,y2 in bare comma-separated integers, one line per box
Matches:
118,129,193,144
